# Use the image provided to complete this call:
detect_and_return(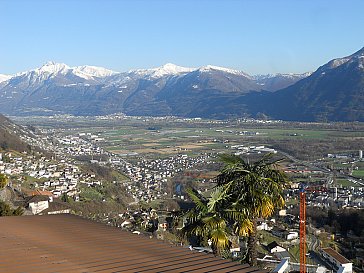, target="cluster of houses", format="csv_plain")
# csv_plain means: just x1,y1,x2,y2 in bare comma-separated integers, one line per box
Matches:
0,149,111,216
283,161,364,209
306,186,364,208
36,127,215,203
1,120,215,213
56,134,104,156
0,152,104,196
283,182,364,209
114,153,212,203
51,129,214,203
254,215,354,273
